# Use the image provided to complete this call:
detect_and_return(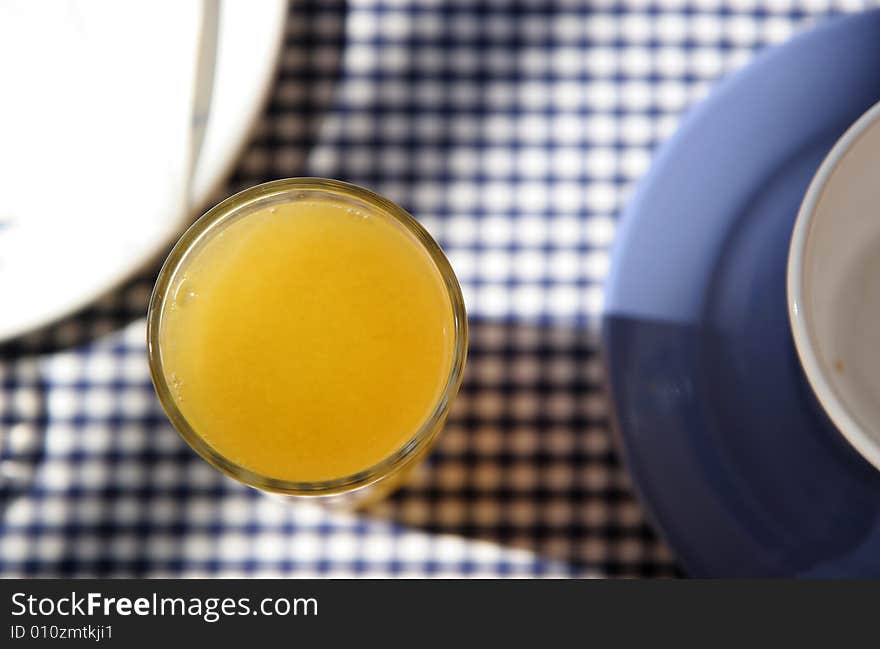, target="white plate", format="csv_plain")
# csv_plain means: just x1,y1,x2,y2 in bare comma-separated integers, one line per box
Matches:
0,0,287,342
